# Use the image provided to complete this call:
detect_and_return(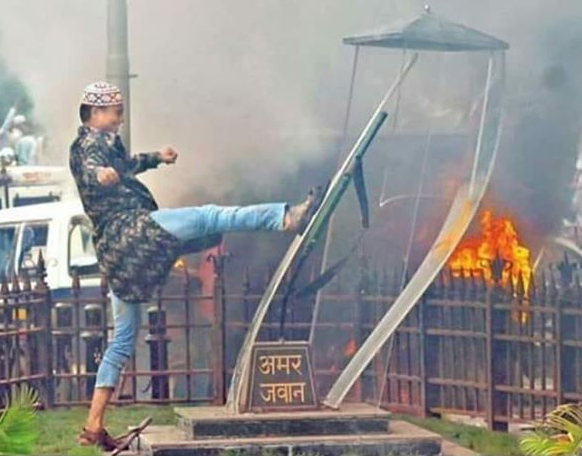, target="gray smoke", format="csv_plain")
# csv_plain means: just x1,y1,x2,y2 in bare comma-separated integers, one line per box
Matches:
497,12,582,236
0,0,580,234
401,0,582,238
0,0,398,205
